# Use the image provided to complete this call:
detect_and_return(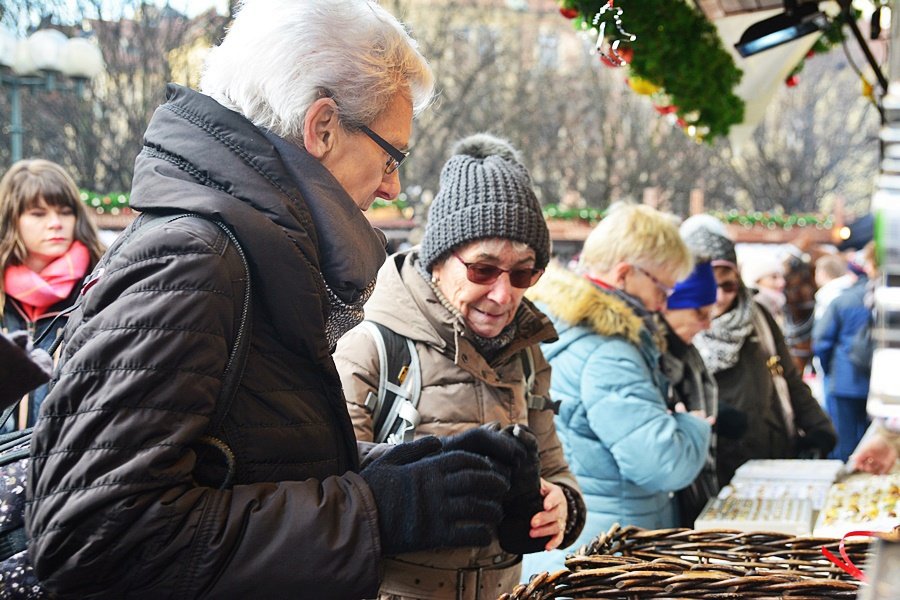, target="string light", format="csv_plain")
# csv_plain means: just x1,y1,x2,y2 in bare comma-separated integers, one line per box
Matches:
592,0,636,67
